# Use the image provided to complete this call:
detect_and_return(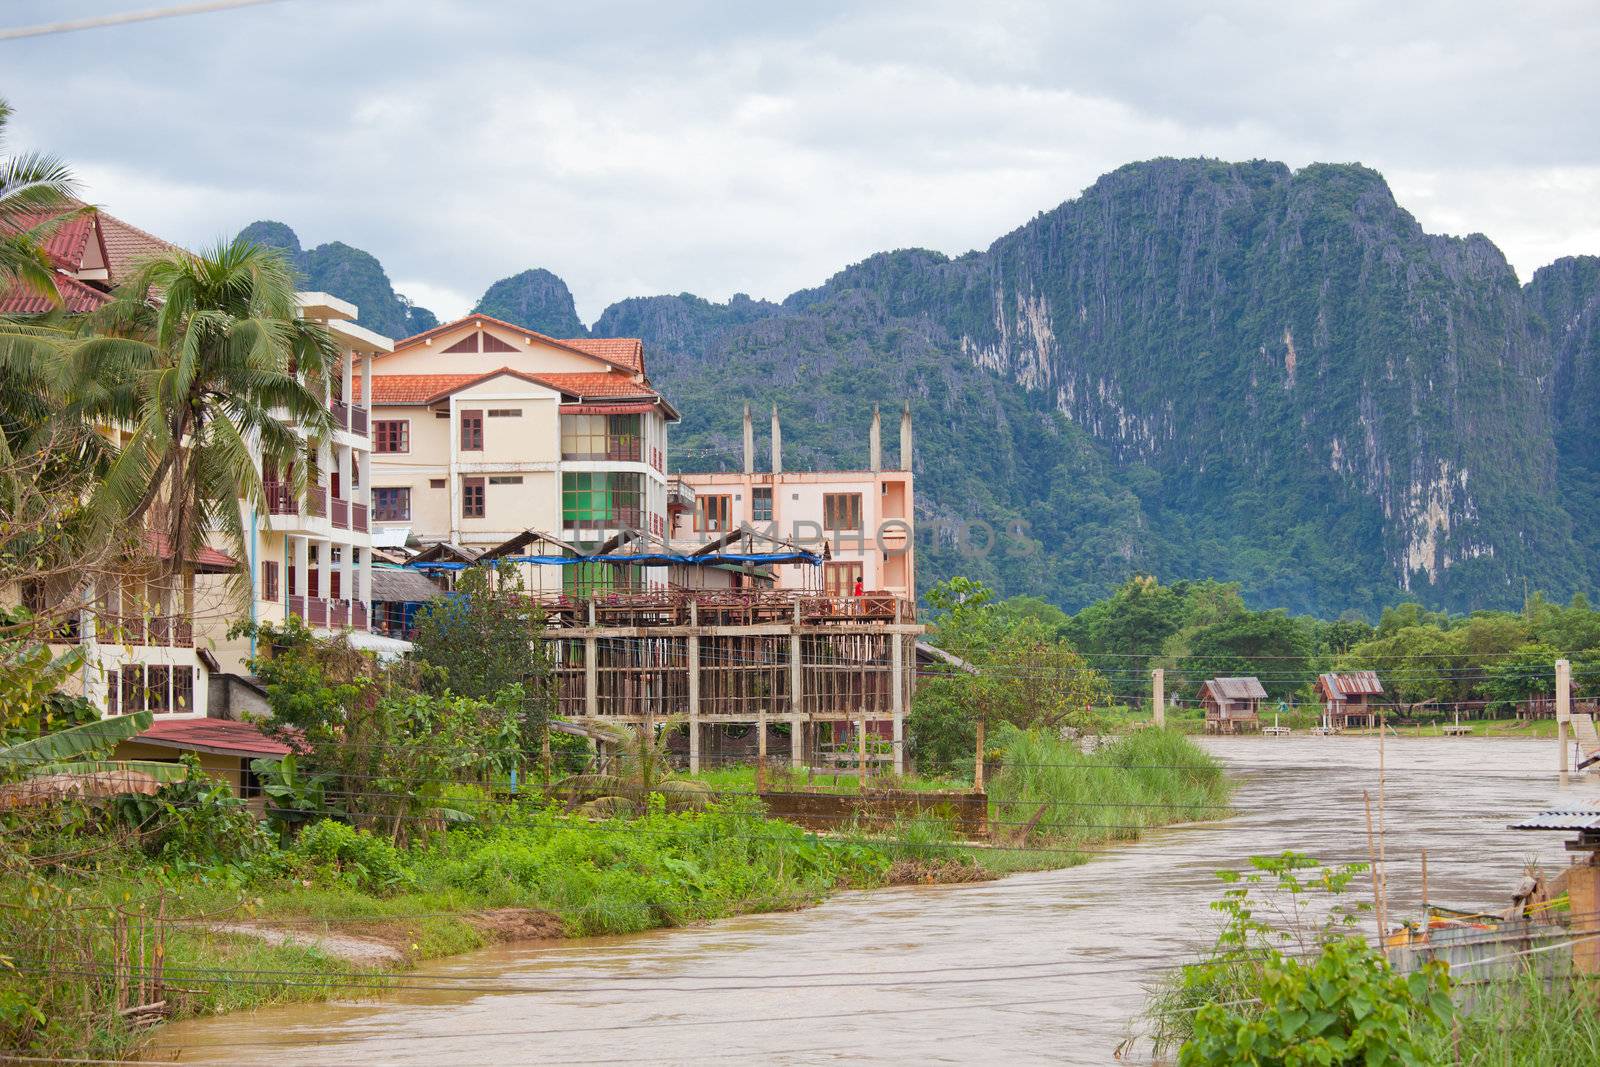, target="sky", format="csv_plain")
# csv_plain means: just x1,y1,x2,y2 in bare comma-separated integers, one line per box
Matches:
4,0,1598,324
